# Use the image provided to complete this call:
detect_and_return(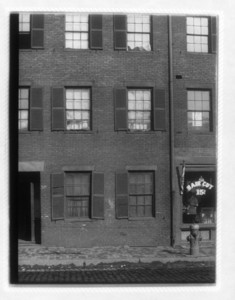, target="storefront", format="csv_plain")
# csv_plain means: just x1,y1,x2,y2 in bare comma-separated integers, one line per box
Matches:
177,164,216,244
